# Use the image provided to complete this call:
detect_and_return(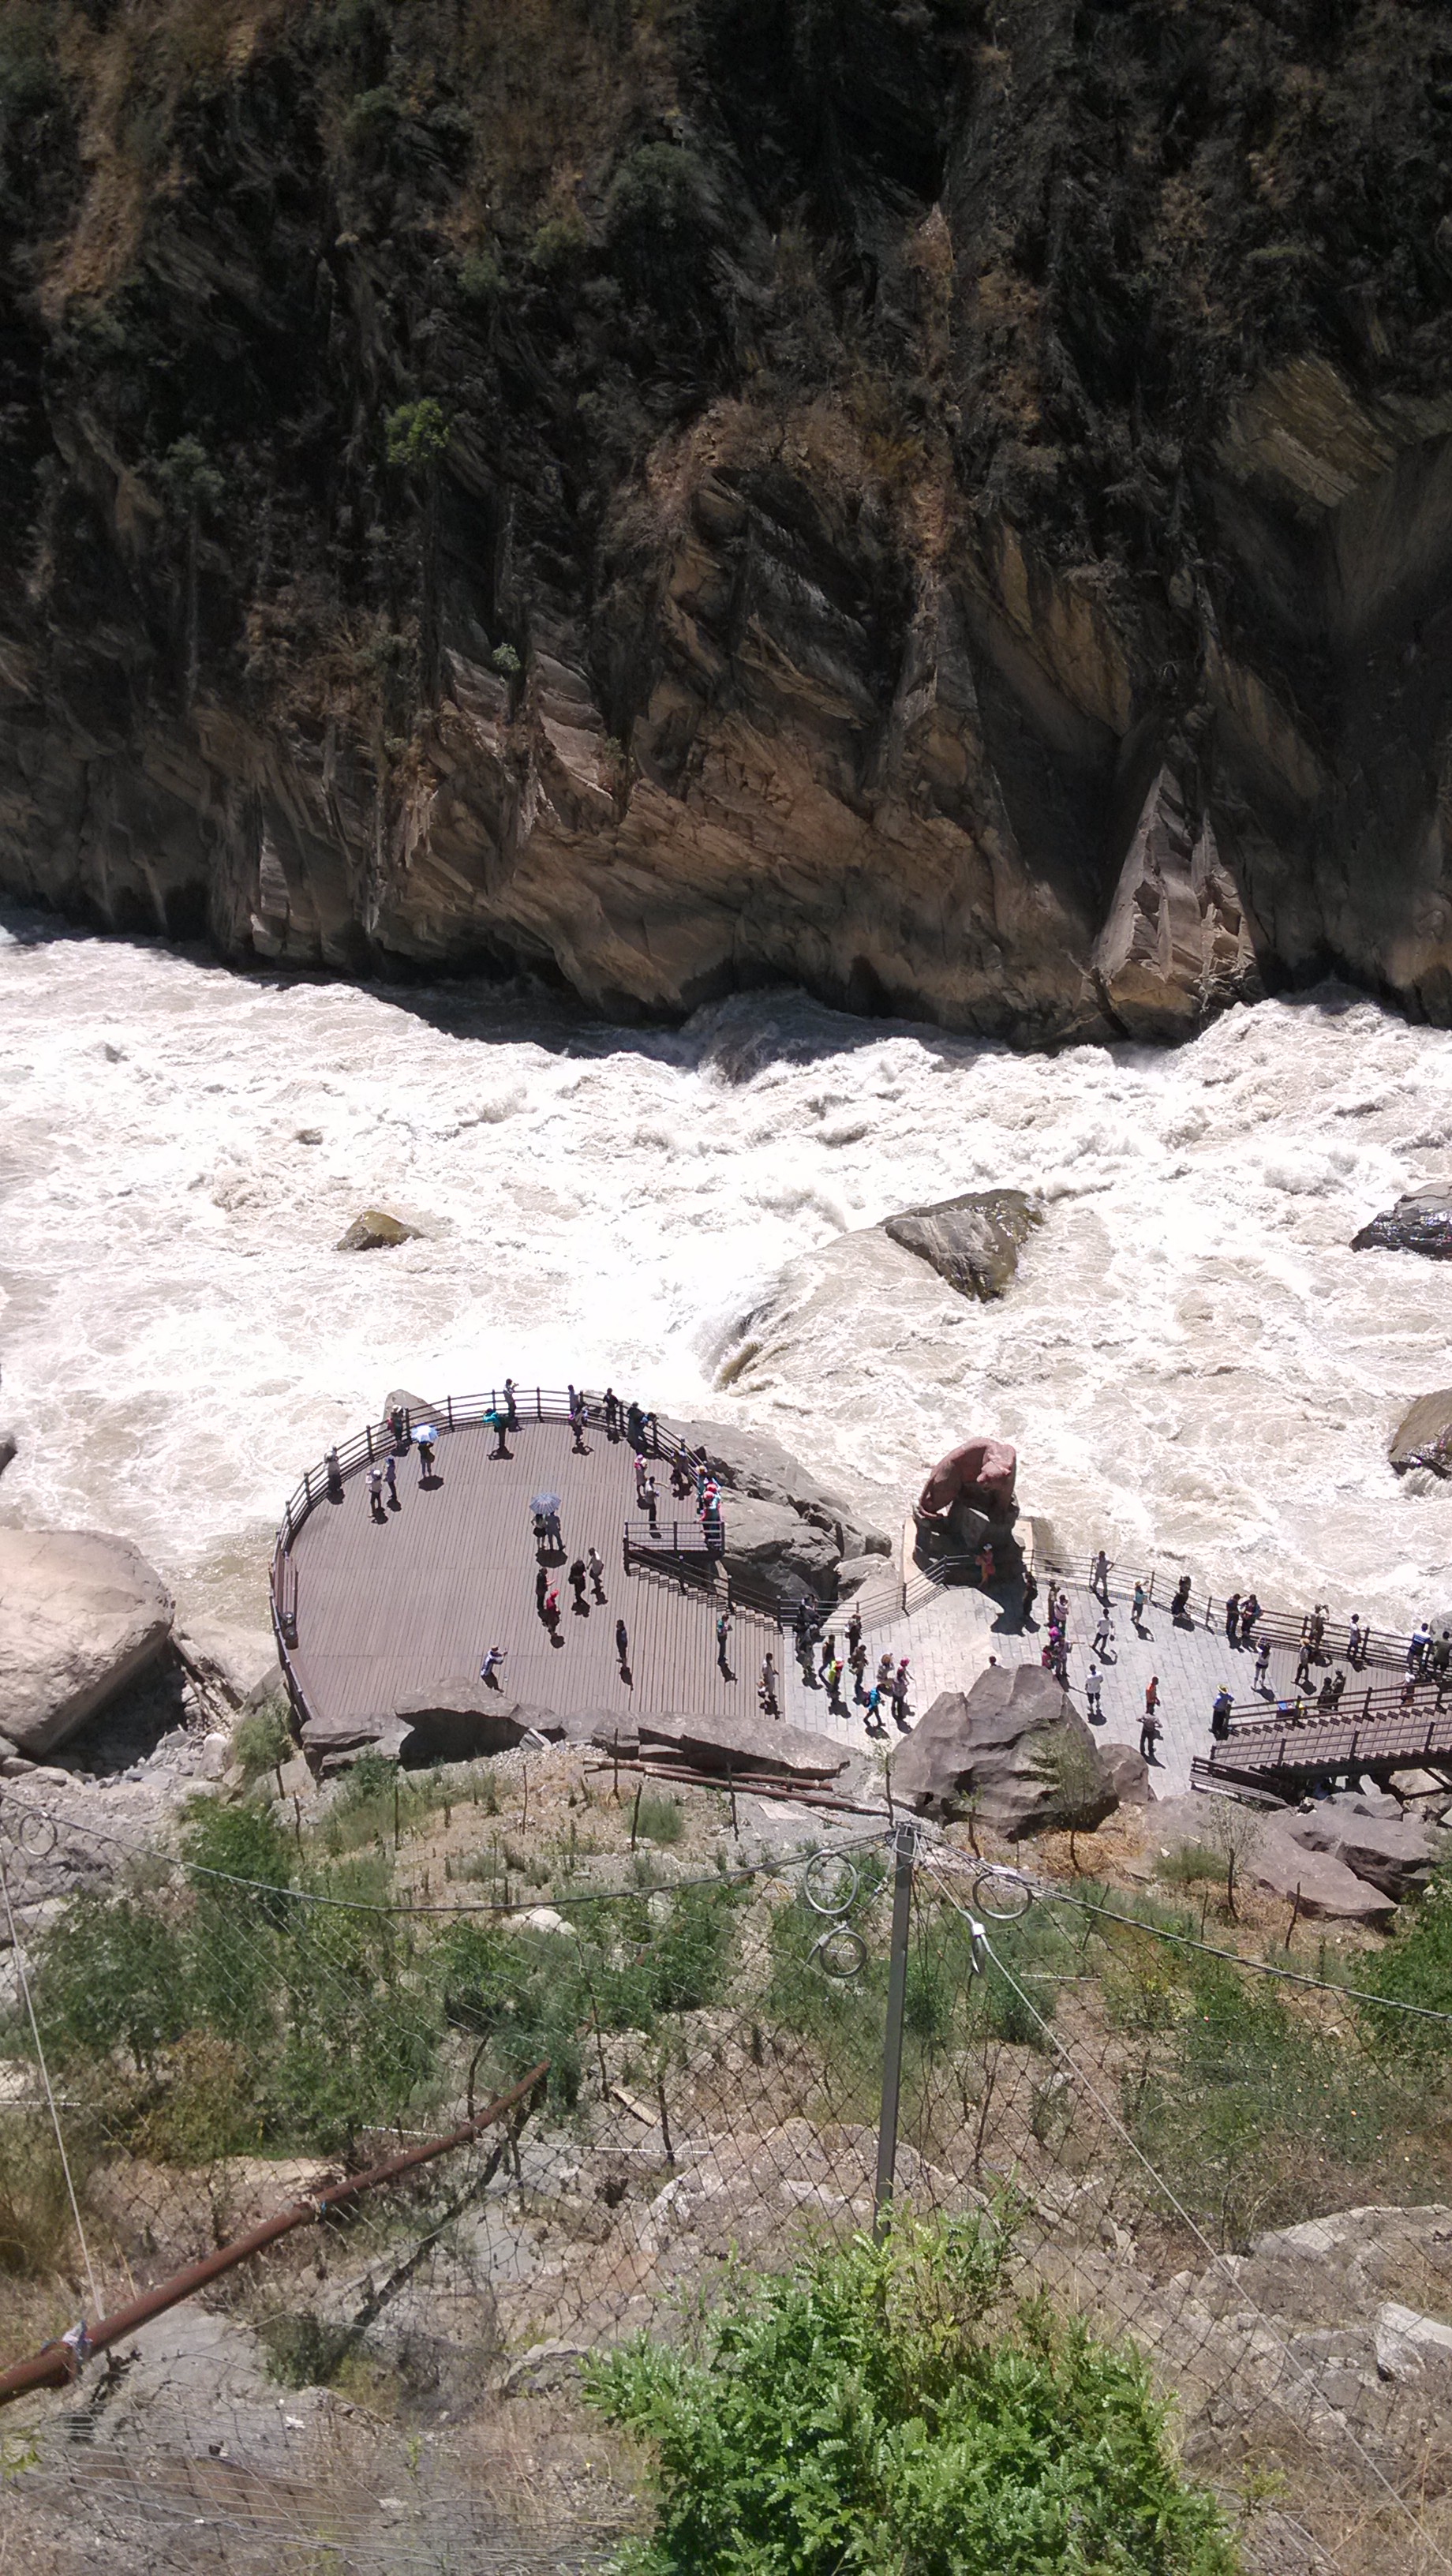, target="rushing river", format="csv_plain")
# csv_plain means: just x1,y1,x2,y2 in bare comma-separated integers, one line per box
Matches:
2,908,1450,1631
